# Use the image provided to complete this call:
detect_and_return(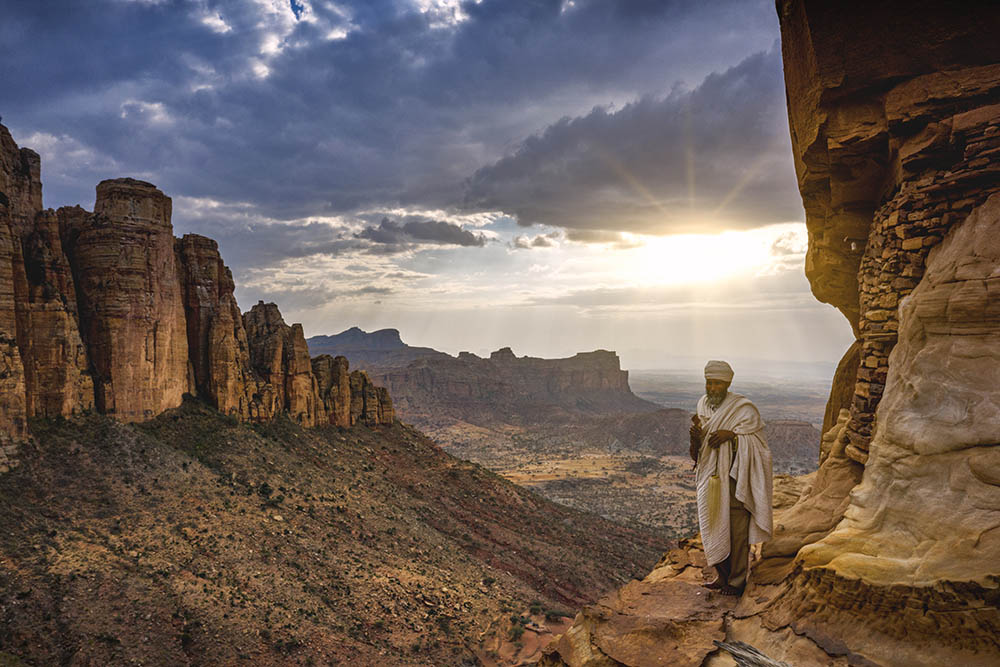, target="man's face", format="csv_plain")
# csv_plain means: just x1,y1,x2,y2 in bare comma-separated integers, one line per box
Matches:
705,379,730,404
